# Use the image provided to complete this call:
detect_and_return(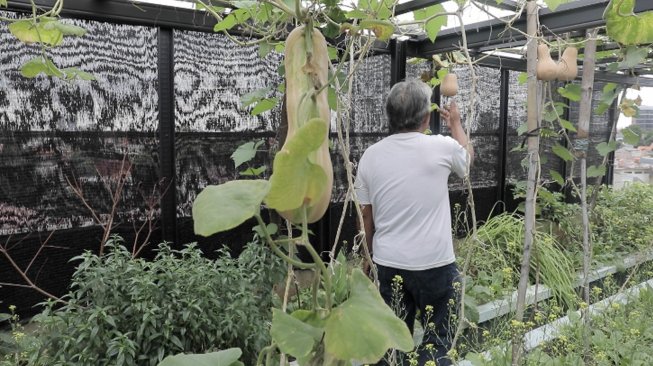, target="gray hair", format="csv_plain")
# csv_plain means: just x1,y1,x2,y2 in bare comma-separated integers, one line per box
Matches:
386,79,432,133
